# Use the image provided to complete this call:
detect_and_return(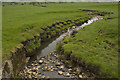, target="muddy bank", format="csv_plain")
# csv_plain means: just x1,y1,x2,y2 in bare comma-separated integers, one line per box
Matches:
56,40,115,78
18,16,103,79
2,15,91,78
79,9,114,16
2,9,110,78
